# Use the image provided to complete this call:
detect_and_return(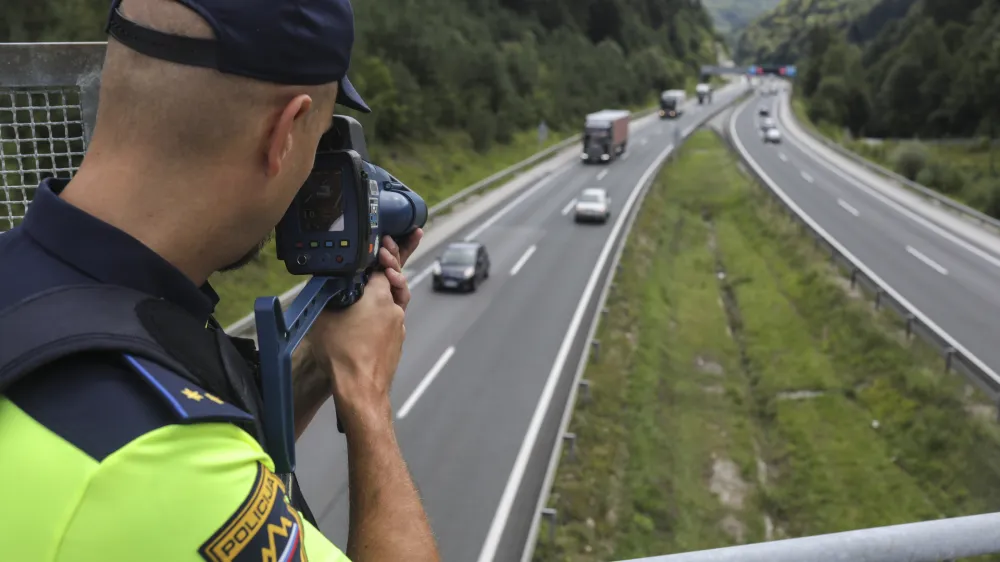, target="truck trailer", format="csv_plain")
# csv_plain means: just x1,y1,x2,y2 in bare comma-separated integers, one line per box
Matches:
581,109,631,164
659,90,686,119
696,83,713,104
